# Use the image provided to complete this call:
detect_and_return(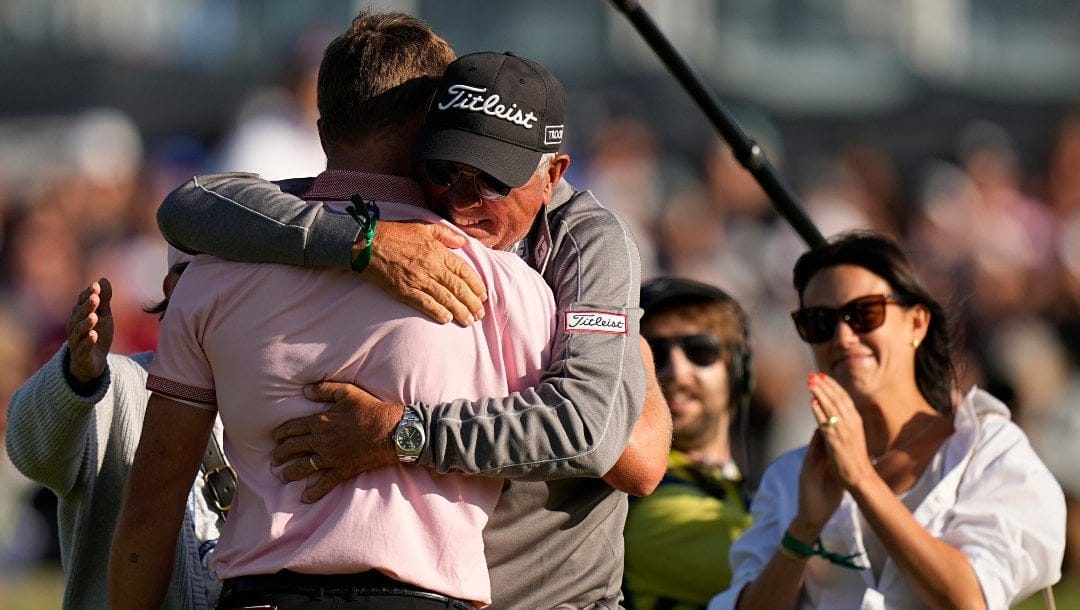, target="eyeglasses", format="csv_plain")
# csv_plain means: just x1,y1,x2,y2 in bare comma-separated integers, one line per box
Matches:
421,160,512,201
646,334,724,370
791,294,909,344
